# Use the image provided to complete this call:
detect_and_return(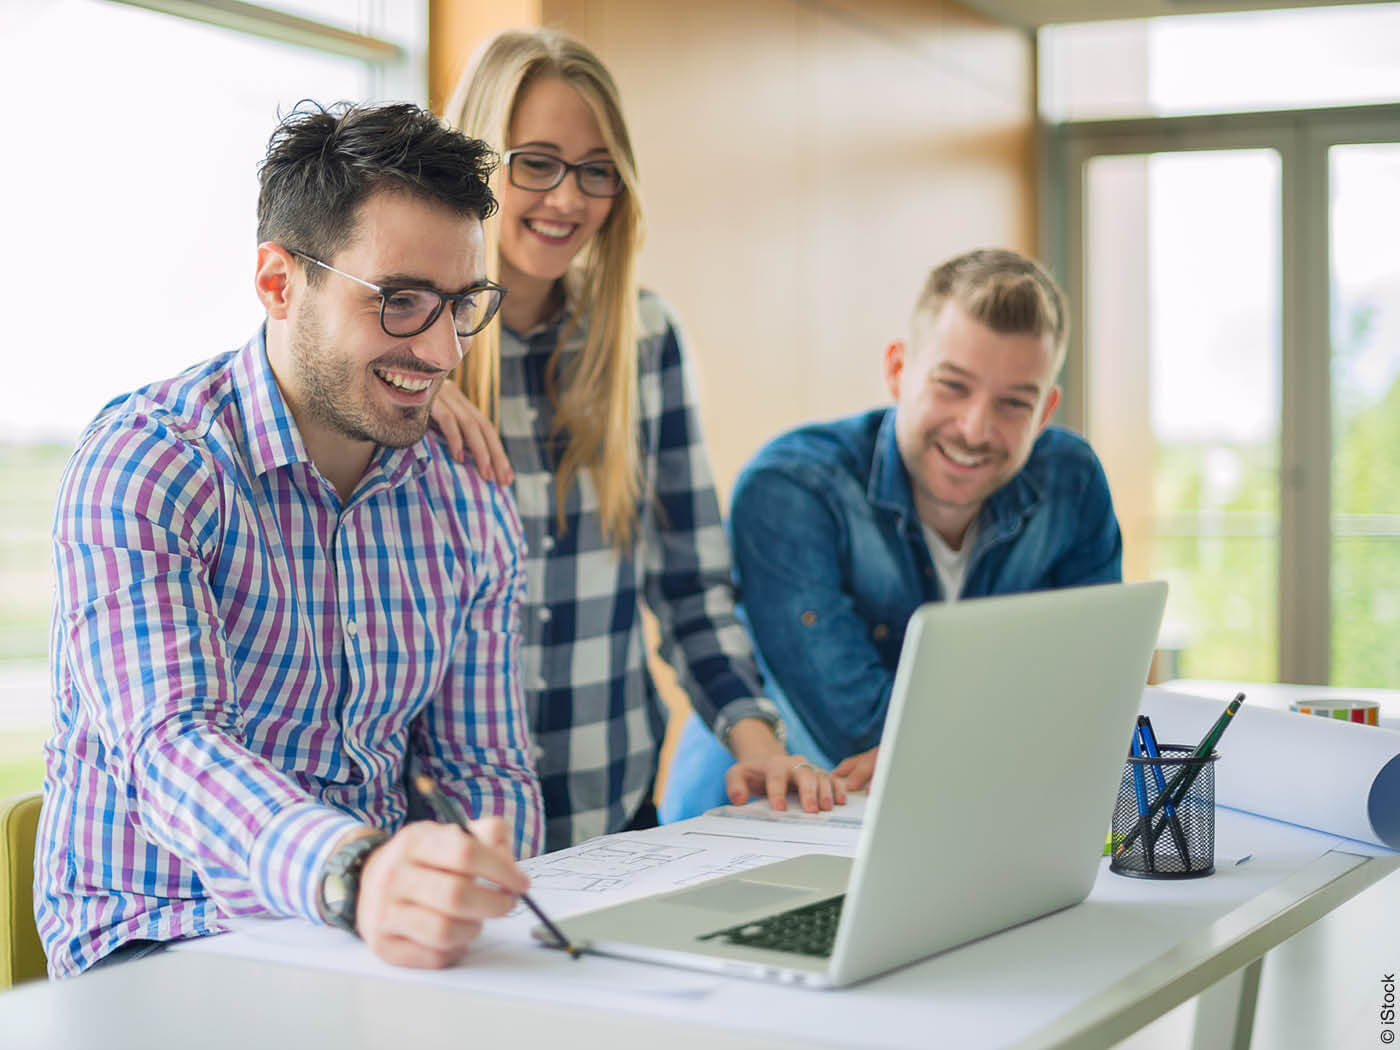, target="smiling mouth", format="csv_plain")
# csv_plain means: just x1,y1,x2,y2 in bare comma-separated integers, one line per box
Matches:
935,440,995,470
373,367,435,394
524,218,577,241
